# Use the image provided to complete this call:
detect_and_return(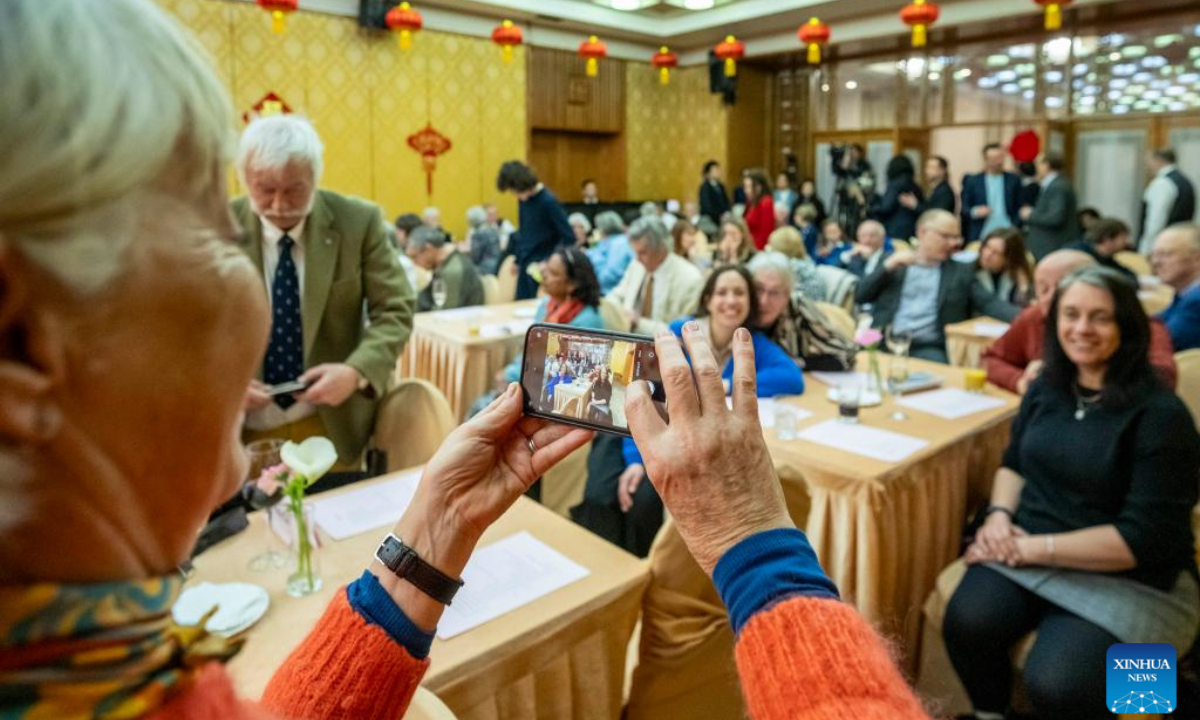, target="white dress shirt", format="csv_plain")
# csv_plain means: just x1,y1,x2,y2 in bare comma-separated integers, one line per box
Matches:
1140,165,1180,254
607,253,704,335
246,214,315,431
